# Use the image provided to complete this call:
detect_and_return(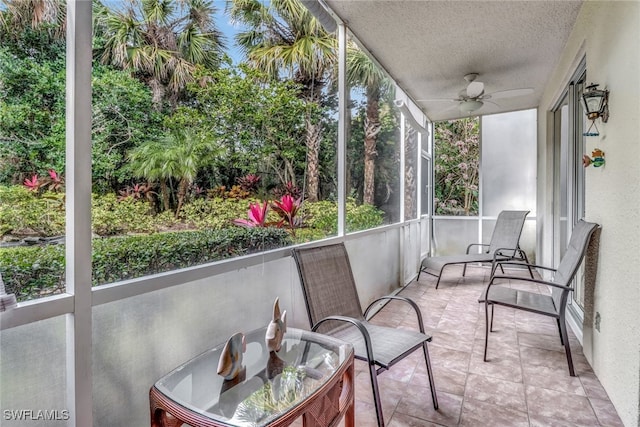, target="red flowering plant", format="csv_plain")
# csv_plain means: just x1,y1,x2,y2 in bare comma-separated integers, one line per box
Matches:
23,169,65,195
24,175,40,191
271,195,303,236
233,200,272,228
